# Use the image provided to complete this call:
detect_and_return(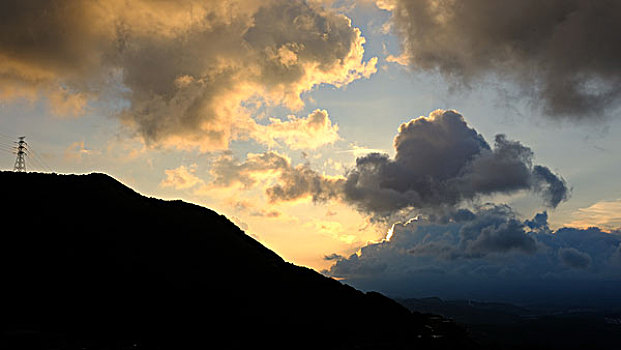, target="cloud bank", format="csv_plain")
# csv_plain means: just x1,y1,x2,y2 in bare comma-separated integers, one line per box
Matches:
326,207,621,303
0,0,376,150
382,0,621,119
